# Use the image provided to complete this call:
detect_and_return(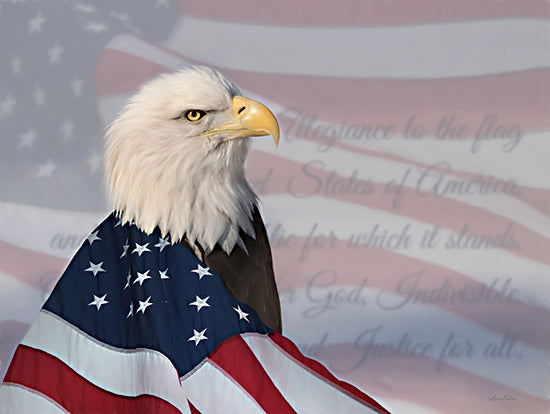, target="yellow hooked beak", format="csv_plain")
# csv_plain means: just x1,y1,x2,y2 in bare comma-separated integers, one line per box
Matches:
199,96,279,146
